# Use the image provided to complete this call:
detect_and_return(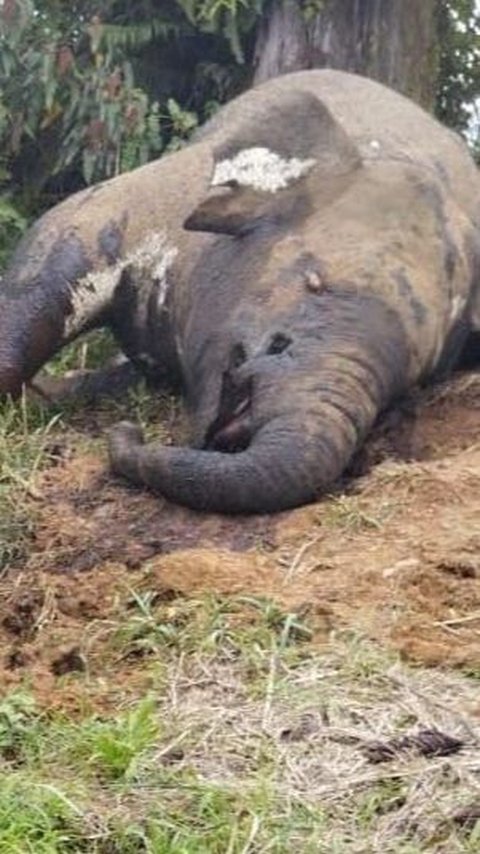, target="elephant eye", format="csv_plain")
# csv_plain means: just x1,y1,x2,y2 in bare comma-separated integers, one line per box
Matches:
230,343,247,368
267,333,291,355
